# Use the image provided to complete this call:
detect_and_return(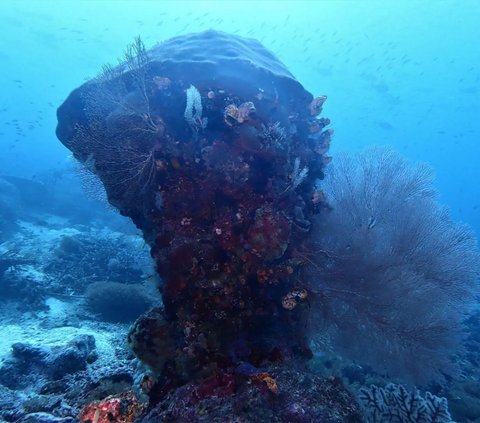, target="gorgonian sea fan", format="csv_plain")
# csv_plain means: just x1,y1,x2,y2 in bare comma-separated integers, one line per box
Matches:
306,147,480,385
